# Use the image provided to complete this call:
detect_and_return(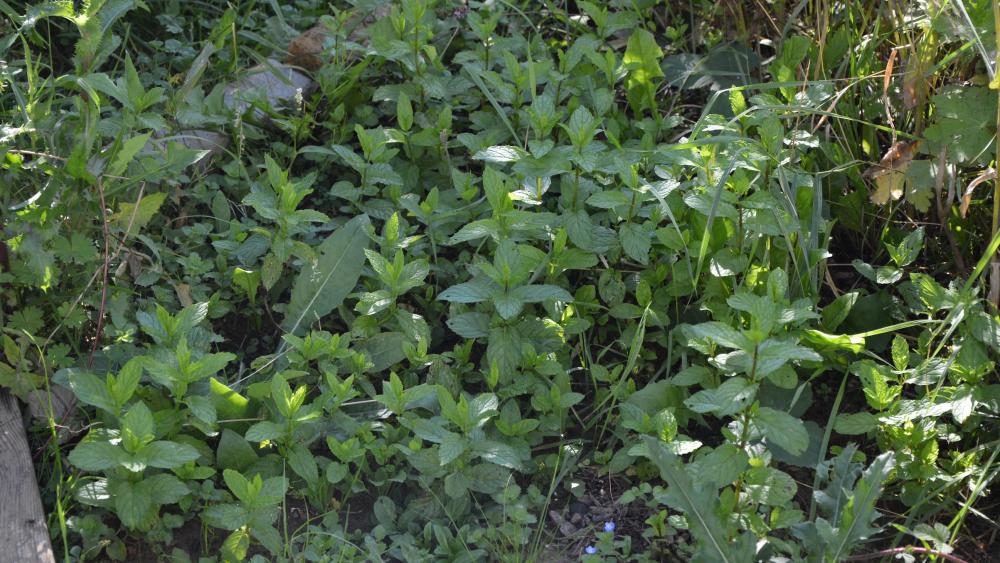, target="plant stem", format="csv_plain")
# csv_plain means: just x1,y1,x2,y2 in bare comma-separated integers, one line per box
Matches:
990,0,1000,304
844,546,968,563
